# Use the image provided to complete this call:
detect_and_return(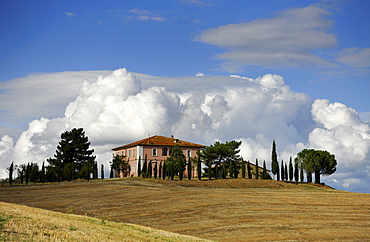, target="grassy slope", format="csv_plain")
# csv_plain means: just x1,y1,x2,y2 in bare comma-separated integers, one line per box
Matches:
0,201,210,241
1,178,369,241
